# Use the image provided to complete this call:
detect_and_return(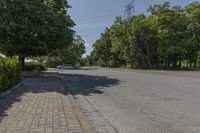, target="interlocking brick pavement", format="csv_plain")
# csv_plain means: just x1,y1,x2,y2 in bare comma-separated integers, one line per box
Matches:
0,76,88,133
